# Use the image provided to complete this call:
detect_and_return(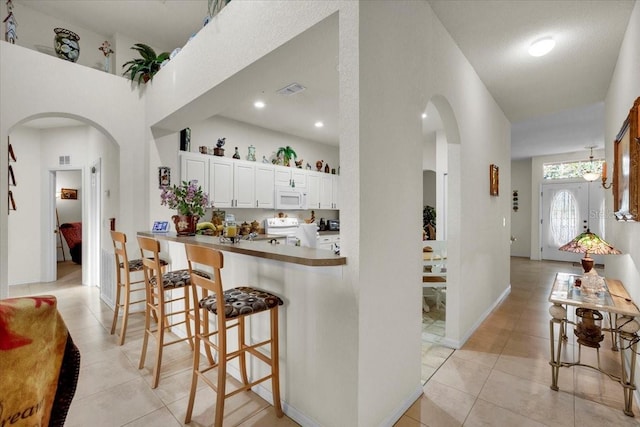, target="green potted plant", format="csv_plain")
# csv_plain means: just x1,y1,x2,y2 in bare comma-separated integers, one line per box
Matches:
276,146,297,167
122,43,169,84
